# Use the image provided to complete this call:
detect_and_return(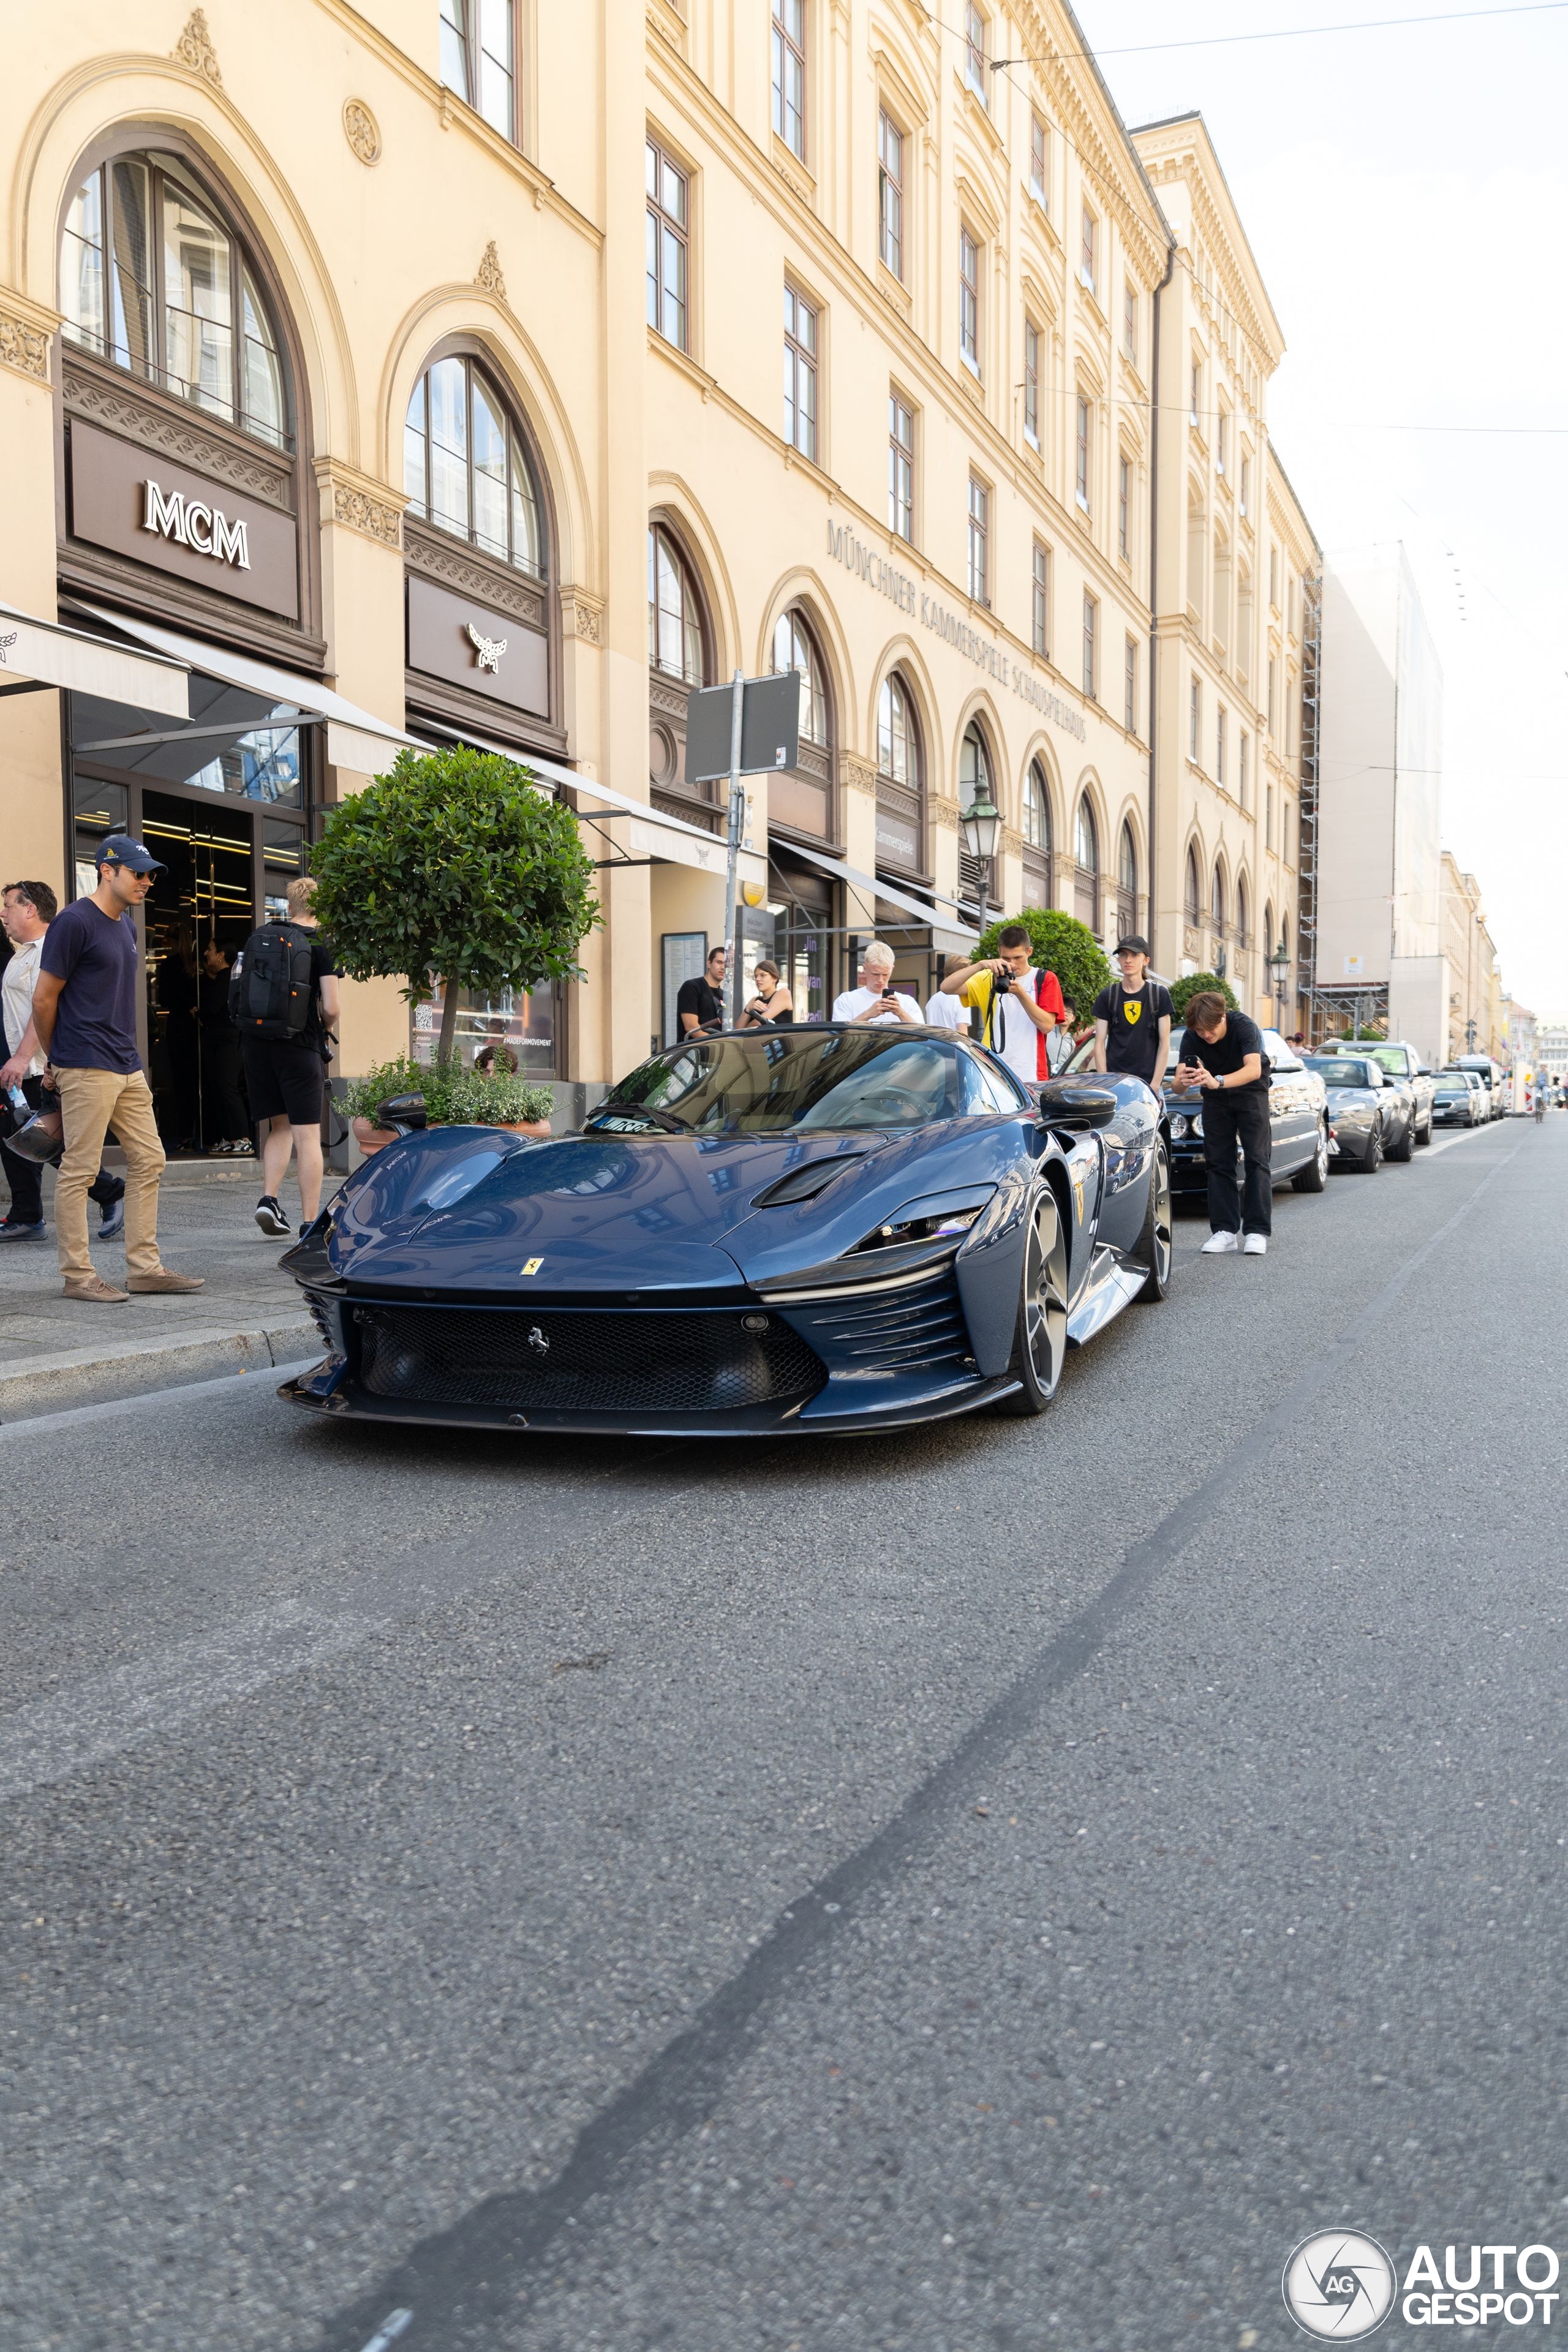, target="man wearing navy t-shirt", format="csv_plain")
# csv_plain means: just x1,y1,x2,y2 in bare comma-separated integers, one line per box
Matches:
31,837,204,1306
